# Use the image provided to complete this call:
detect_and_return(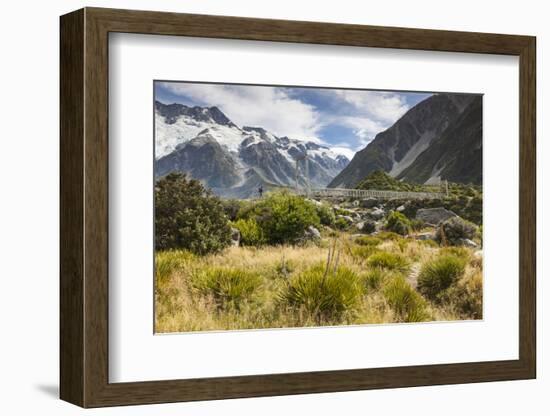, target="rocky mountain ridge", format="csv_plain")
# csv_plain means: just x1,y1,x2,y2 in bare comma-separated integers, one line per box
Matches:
329,93,482,188
155,101,349,198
